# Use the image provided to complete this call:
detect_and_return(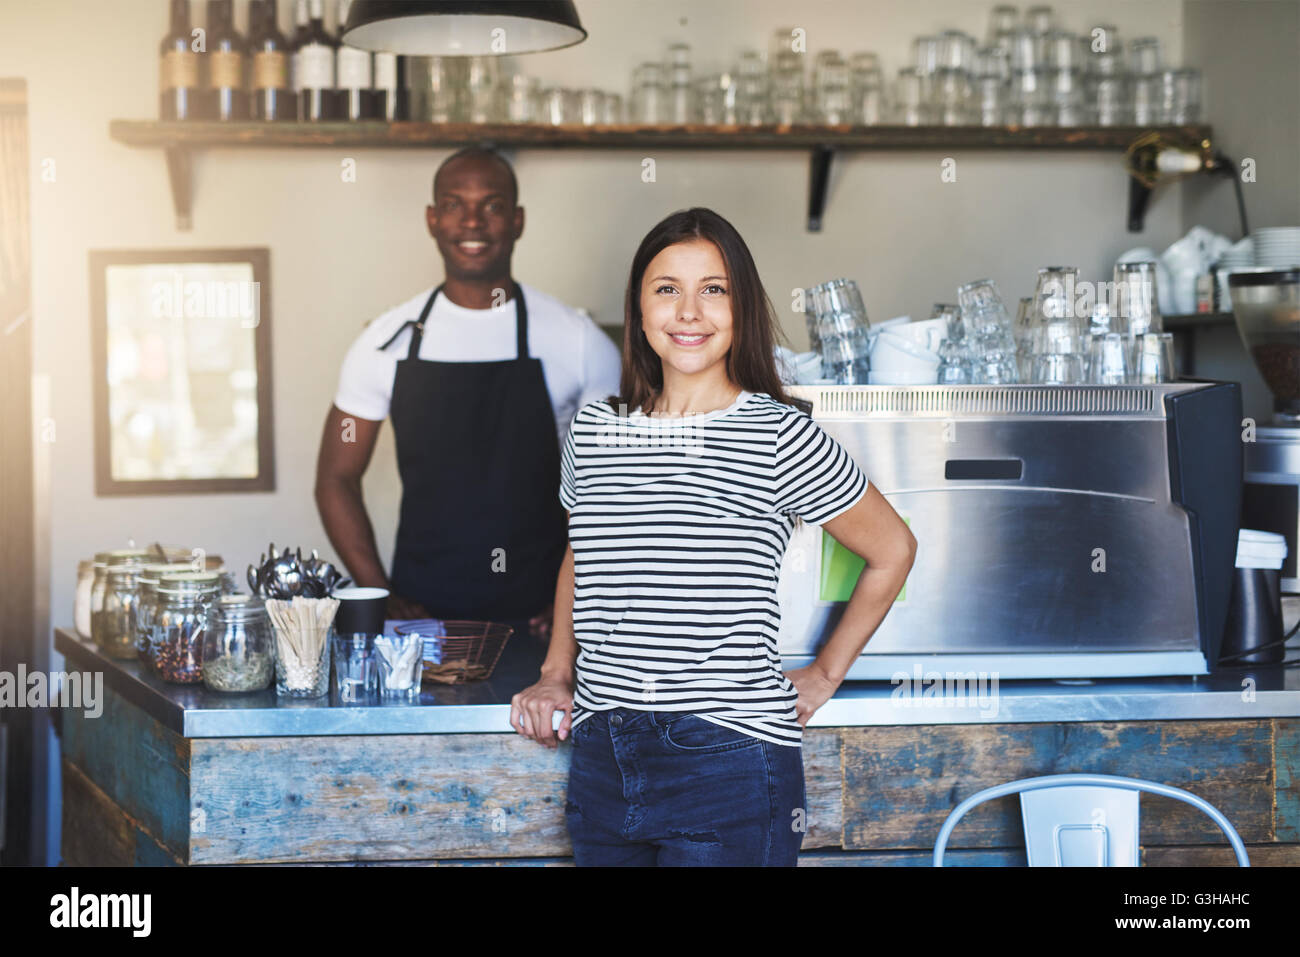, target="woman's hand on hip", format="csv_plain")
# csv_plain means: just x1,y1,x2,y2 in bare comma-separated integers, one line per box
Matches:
784,665,840,728
511,674,575,749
